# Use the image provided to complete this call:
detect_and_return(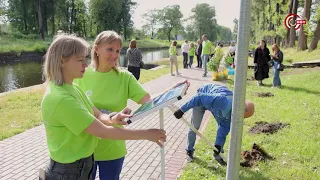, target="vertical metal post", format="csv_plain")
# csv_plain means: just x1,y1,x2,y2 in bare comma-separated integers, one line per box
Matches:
159,109,165,180
226,0,252,179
